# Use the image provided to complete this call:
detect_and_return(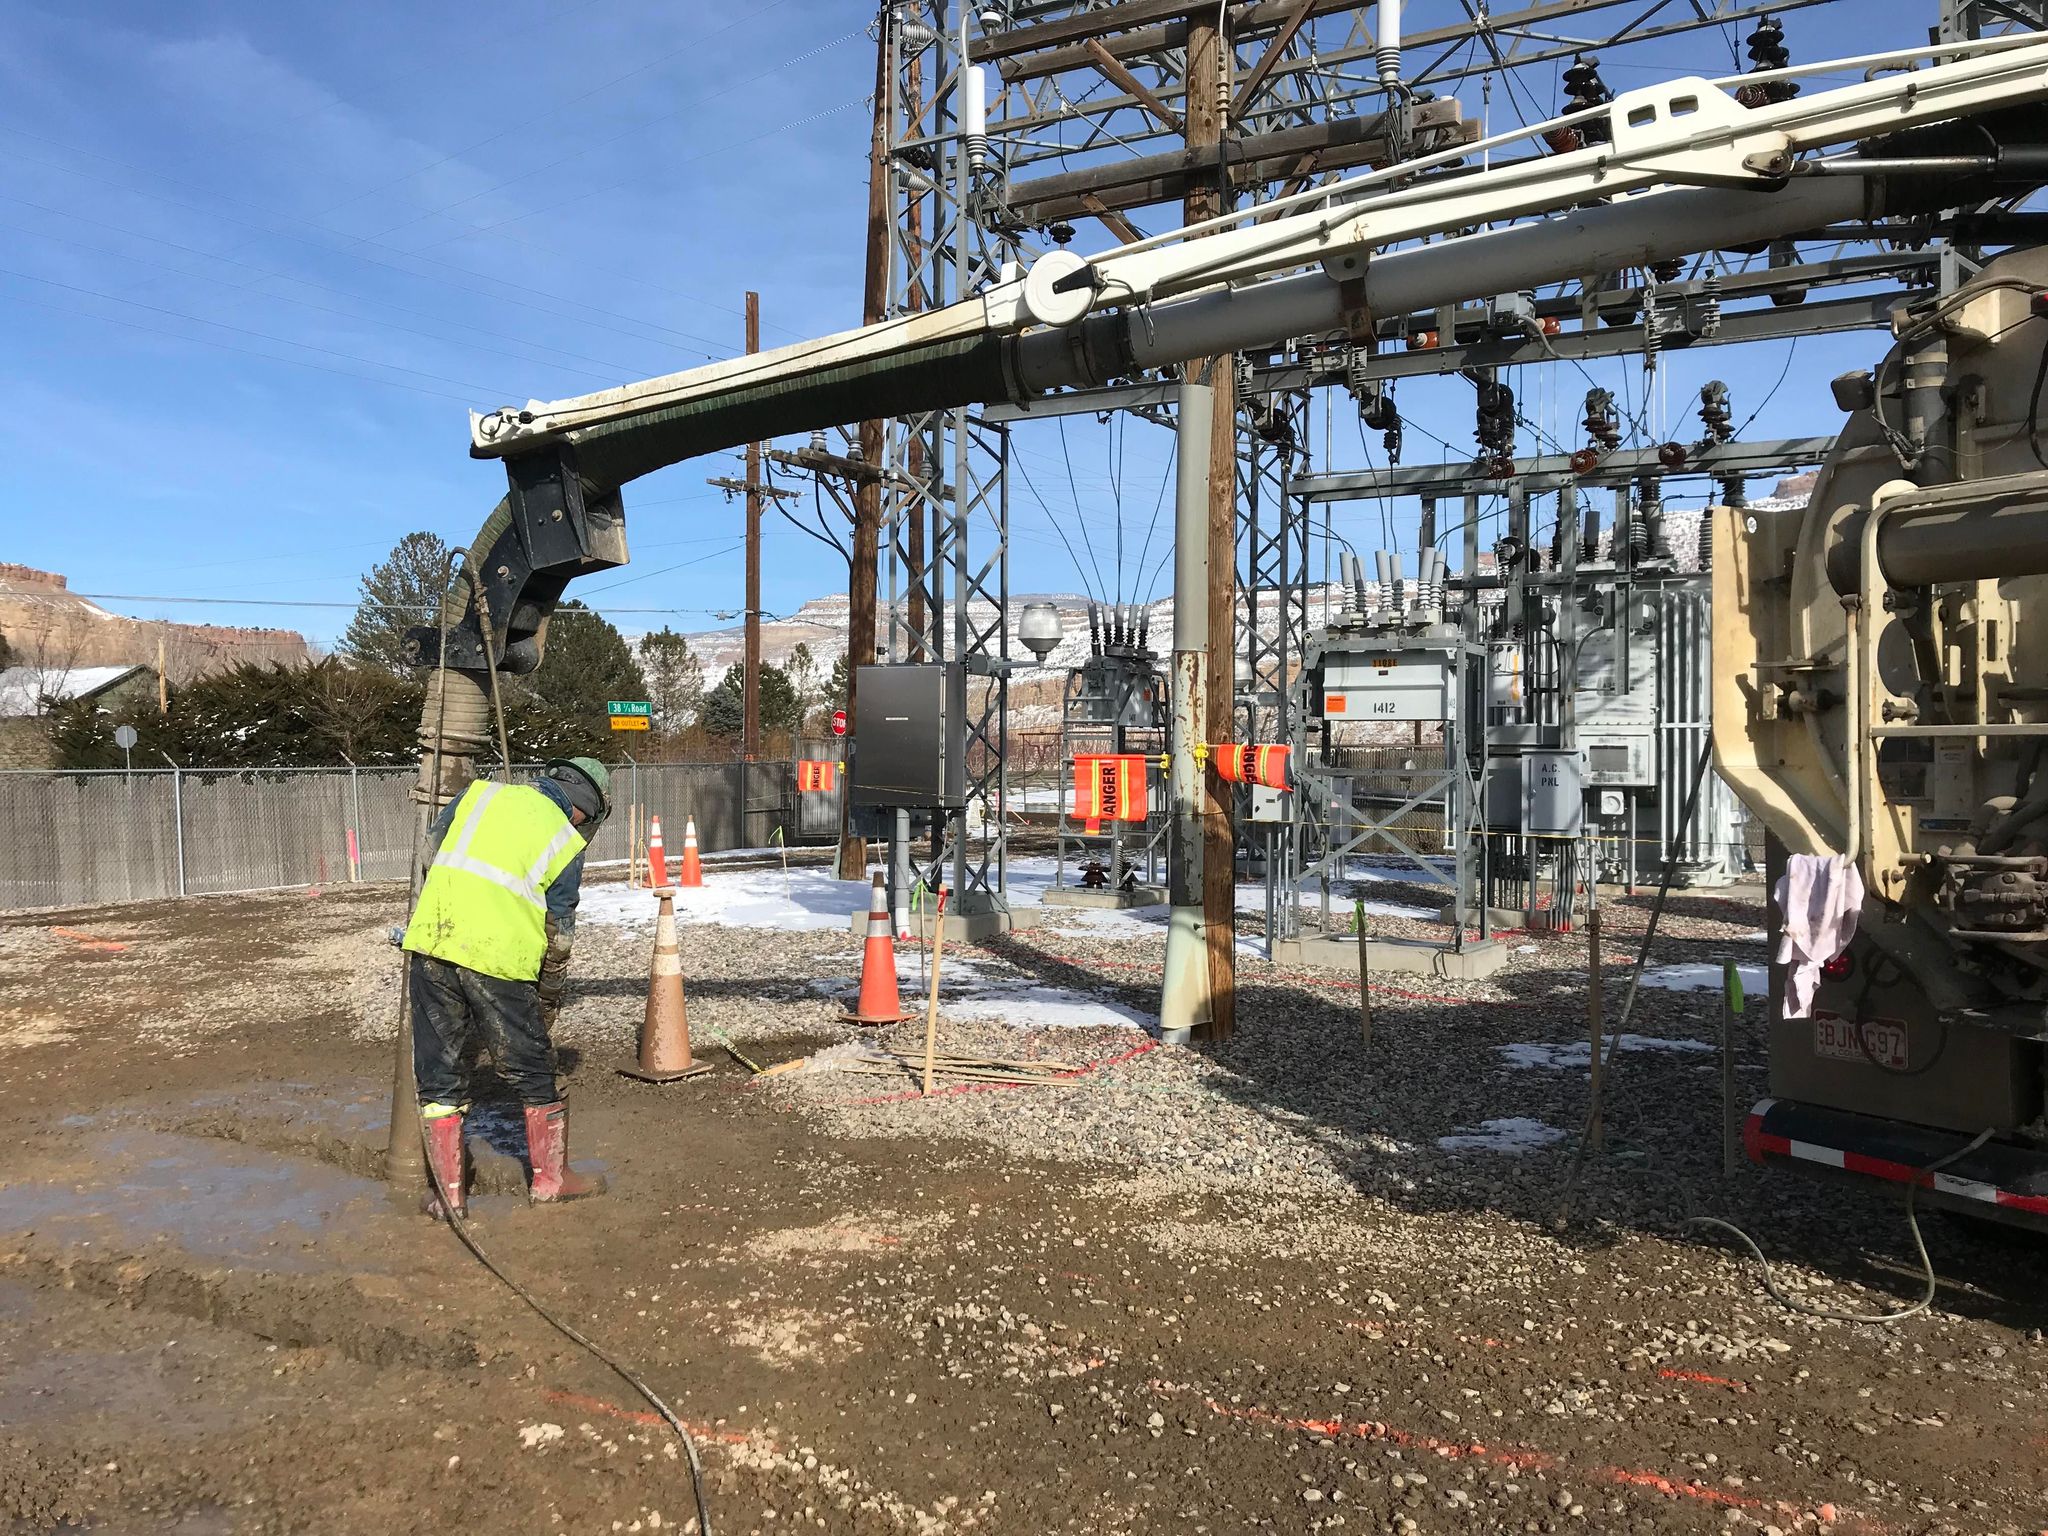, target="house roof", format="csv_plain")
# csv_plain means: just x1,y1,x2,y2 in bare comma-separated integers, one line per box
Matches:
0,664,149,718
